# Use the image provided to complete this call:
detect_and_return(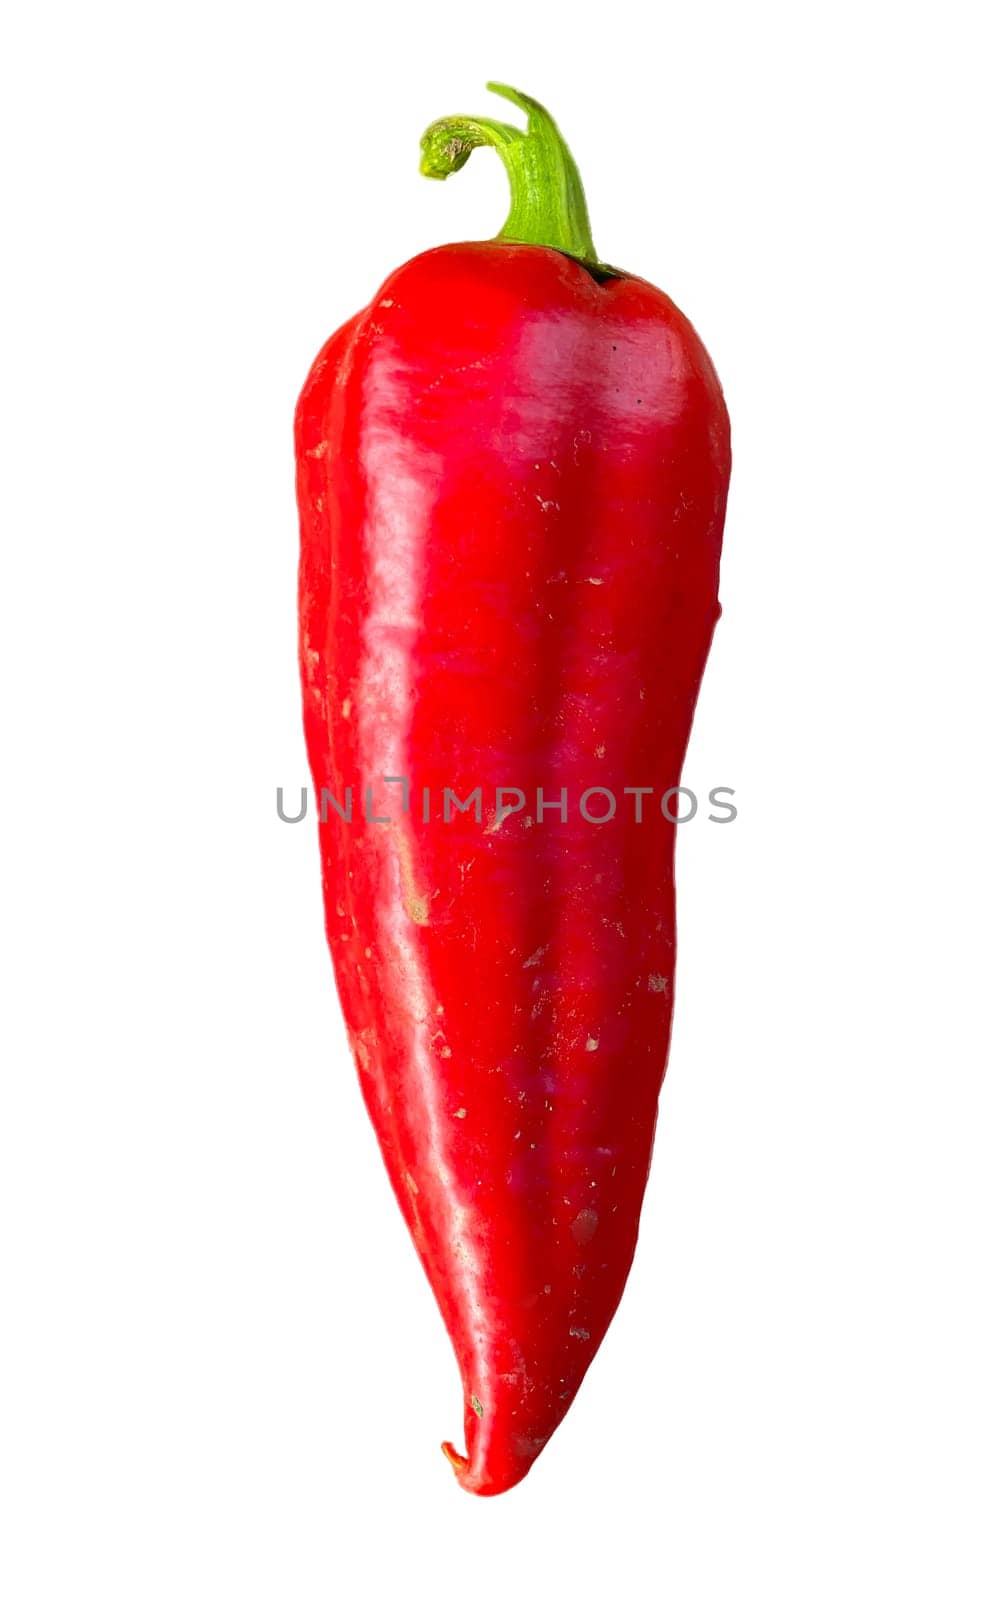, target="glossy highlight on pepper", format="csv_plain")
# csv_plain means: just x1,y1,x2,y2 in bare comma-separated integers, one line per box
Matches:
295,82,731,1495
